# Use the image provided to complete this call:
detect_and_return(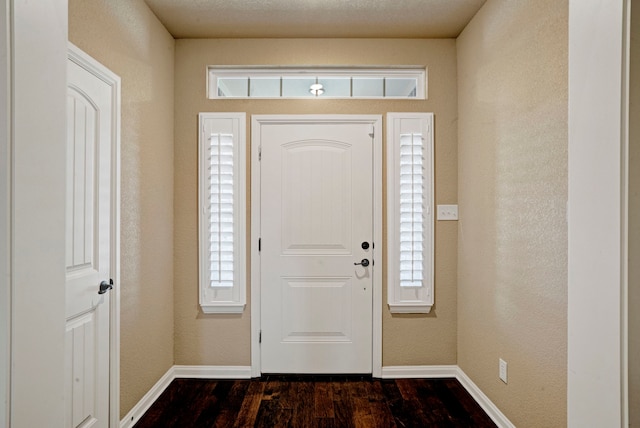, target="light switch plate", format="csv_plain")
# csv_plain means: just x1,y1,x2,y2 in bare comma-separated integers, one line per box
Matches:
499,358,508,384
437,204,458,221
